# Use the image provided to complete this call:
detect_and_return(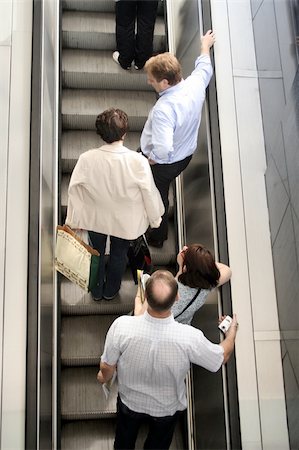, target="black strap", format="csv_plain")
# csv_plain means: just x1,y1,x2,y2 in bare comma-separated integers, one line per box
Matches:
174,288,201,319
